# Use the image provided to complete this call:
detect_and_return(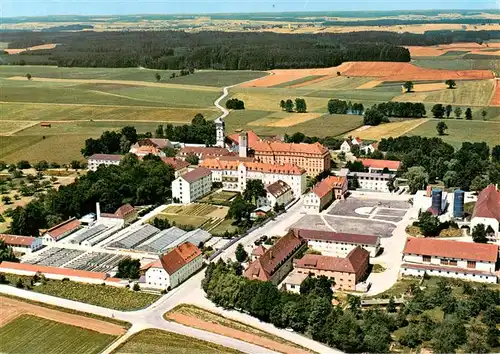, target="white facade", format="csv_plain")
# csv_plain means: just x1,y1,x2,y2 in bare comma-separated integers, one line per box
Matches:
401,253,497,284
361,144,376,155
0,237,43,254
307,238,380,258
353,172,392,192
145,254,203,289
172,172,212,204
303,192,322,213
87,155,122,171
209,164,306,198
215,117,225,148
258,187,294,209
340,141,352,153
